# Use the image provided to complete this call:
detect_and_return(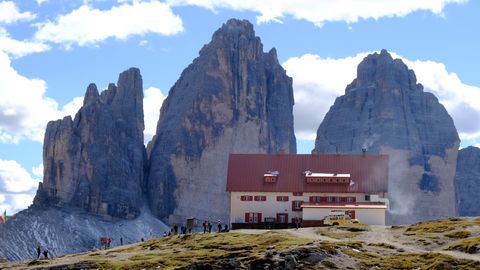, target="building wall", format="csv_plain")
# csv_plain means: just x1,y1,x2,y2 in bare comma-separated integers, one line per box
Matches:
229,191,385,224
303,207,386,225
